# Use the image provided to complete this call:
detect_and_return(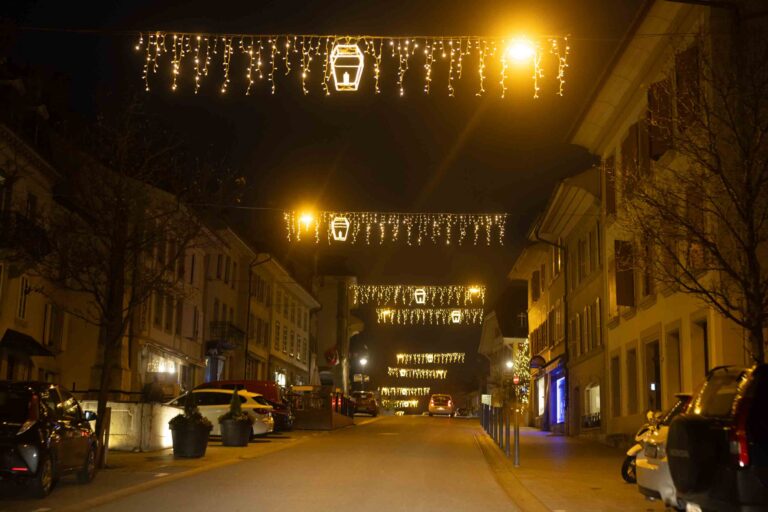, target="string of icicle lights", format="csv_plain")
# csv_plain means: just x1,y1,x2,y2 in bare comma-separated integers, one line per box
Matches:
388,367,447,379
351,285,485,307
381,399,420,409
396,353,465,365
285,211,507,246
378,387,431,397
135,32,569,98
377,308,484,325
